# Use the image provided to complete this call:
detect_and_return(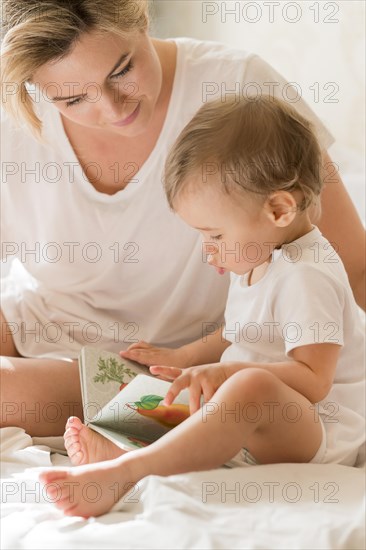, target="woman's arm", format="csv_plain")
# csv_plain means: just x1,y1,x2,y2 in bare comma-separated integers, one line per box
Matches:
315,150,365,310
